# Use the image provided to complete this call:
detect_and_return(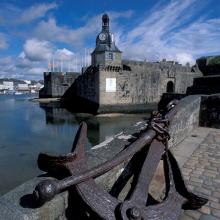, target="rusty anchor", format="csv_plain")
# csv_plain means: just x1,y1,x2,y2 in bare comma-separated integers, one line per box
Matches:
33,100,208,219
